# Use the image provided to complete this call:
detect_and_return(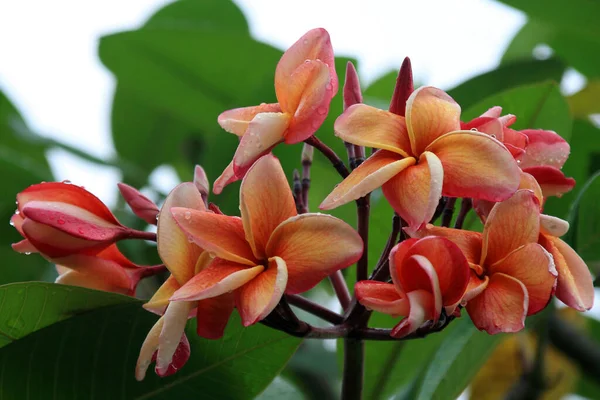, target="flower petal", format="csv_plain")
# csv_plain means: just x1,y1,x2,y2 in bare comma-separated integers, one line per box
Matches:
390,290,435,338
355,281,408,316
540,214,569,237
489,243,556,315
21,219,106,258
334,104,412,156
519,129,570,169
156,301,194,375
462,272,489,303
410,224,483,265
196,293,235,339
218,103,282,136
136,317,165,381
284,60,333,143
540,234,594,311
240,154,297,259
275,28,337,100
158,183,206,285
382,151,443,231
466,273,528,334
396,254,441,321
153,333,190,378
427,131,520,201
266,213,363,294
461,117,504,141
236,256,288,326
482,190,540,266
213,161,239,195
232,112,290,175
144,276,181,315
405,87,461,156
320,150,415,210
171,209,256,265
522,166,576,198
170,258,264,301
